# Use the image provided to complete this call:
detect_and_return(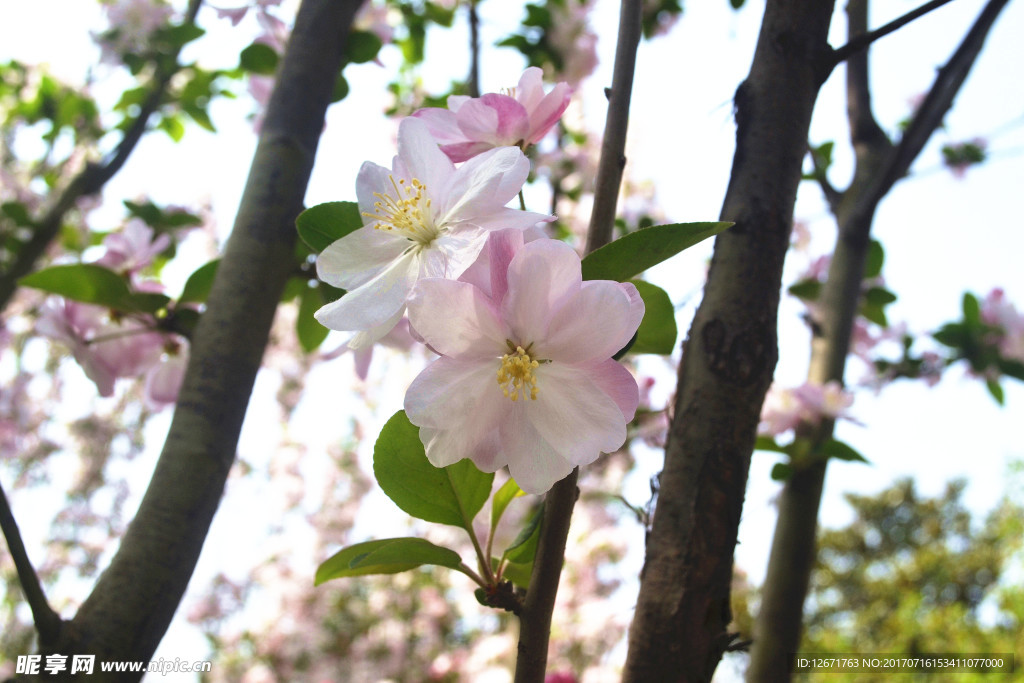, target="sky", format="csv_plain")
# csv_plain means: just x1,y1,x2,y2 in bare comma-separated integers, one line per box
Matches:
3,0,1024,679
